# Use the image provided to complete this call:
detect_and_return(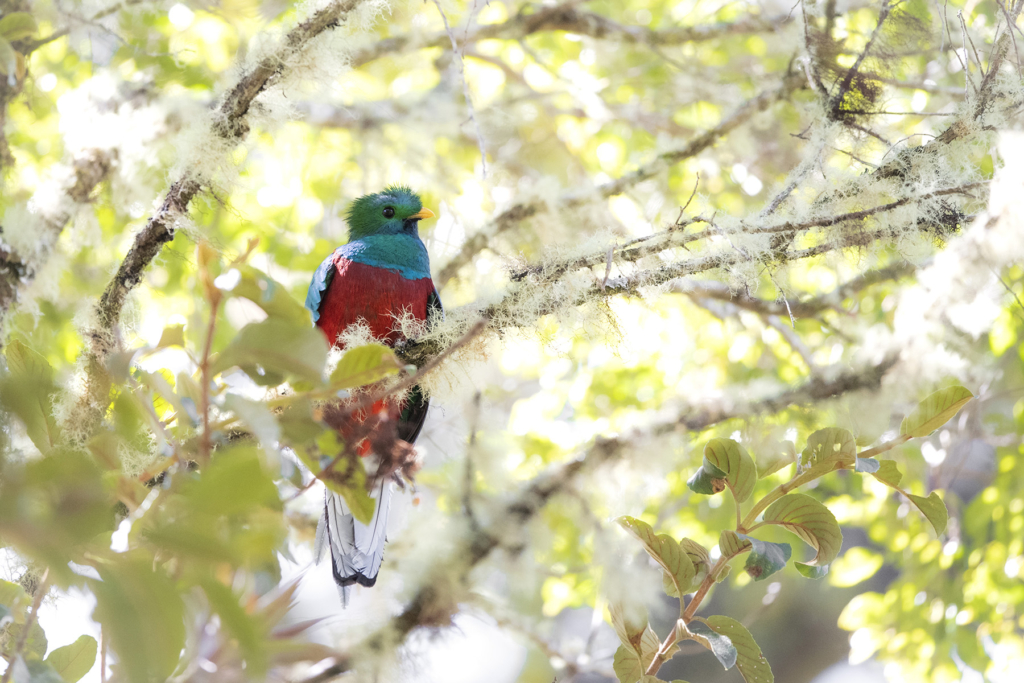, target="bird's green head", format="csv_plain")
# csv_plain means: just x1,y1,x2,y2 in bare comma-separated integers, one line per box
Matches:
345,185,435,241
